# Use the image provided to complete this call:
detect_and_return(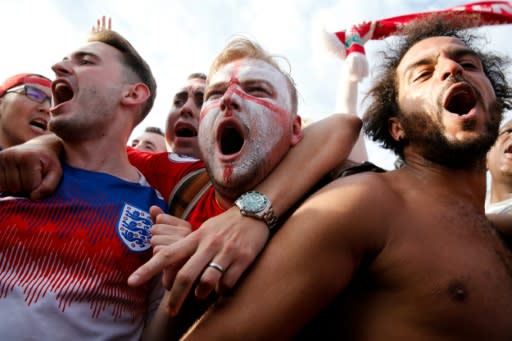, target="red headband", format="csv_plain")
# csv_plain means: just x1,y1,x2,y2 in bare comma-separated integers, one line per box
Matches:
0,73,52,97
